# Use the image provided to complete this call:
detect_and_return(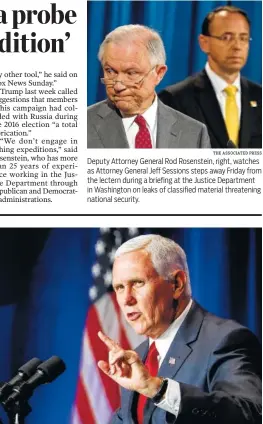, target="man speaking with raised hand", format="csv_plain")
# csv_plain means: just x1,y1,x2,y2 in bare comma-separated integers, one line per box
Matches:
97,234,261,424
